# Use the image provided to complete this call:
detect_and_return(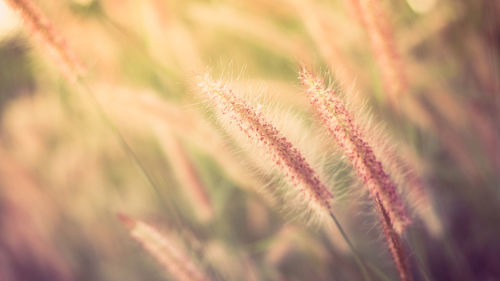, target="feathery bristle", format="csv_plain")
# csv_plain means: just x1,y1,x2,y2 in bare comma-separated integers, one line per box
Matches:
384,148,442,236
198,74,333,217
404,171,441,236
368,130,441,236
299,67,410,233
4,0,84,81
119,215,211,281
